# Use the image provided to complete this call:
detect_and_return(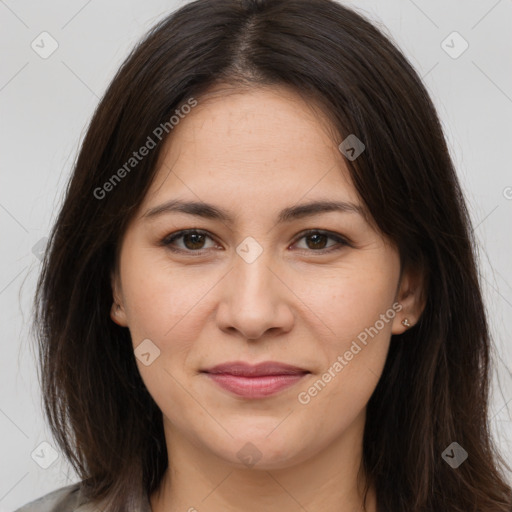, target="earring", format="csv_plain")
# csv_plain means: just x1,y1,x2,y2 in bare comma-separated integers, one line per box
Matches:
401,318,411,328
